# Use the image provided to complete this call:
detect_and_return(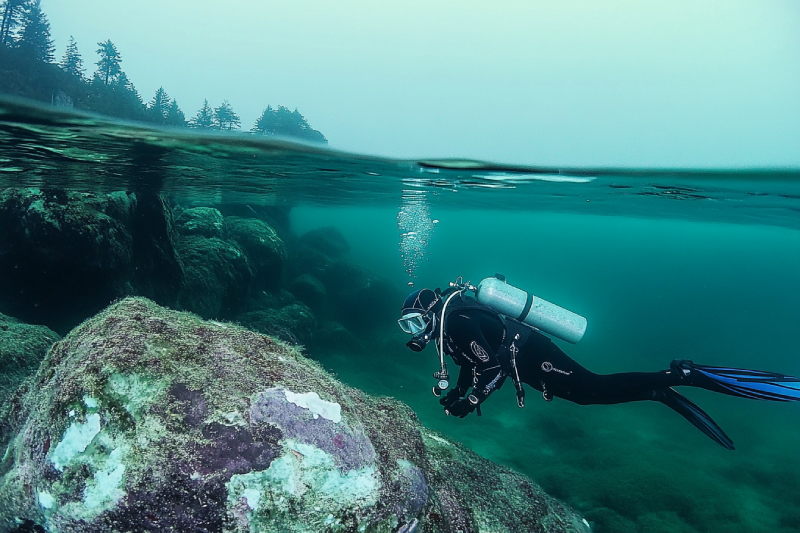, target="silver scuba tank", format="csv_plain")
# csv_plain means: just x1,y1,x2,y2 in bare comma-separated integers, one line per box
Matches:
475,275,587,344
